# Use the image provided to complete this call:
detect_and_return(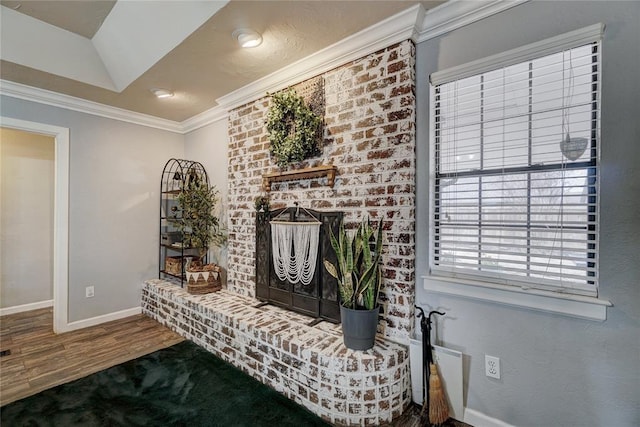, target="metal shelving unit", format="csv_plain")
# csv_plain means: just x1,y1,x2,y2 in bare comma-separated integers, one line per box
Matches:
159,158,208,286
